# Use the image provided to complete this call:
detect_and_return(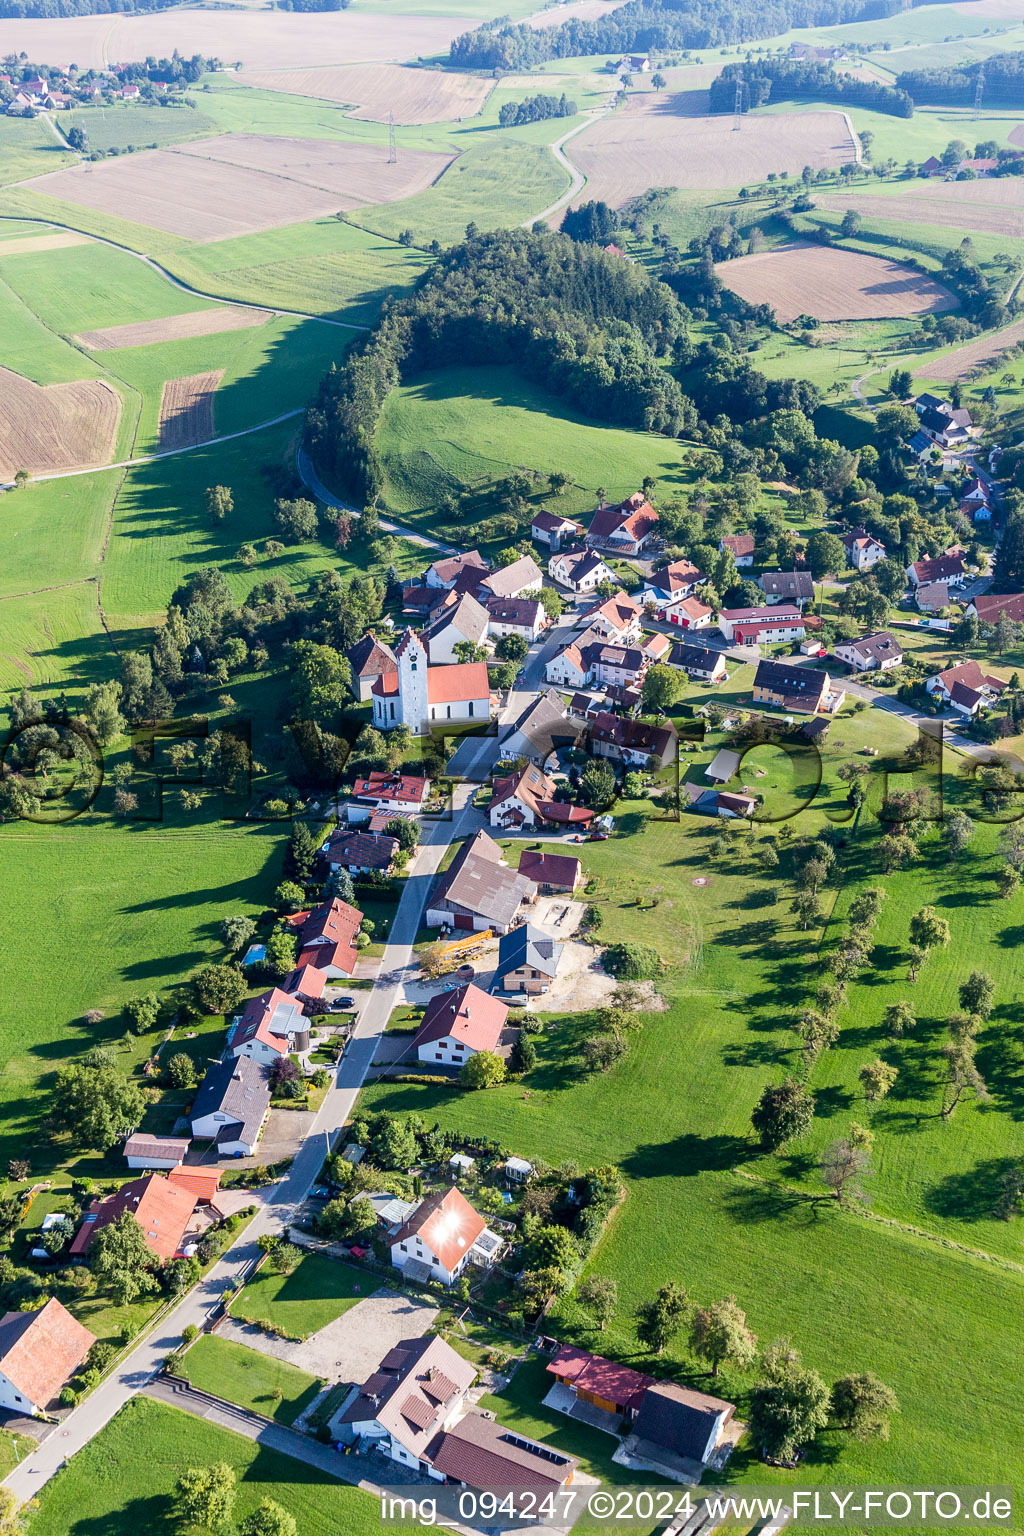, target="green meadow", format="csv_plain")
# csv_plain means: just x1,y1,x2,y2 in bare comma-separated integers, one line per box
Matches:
60,103,215,153
0,116,75,184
